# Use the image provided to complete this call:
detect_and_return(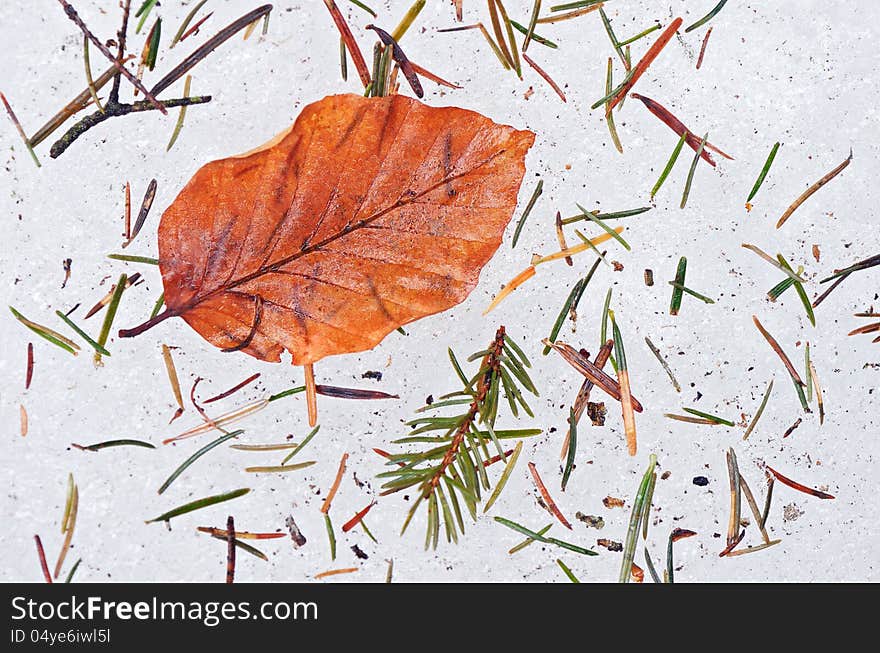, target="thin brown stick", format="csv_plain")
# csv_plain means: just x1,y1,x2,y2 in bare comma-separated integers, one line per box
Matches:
305,363,318,427
56,0,166,114
522,52,566,102
204,373,261,404
528,462,572,529
34,535,52,583
776,151,853,229
323,0,371,87
321,453,349,514
226,515,236,584
752,315,805,386
606,17,683,115
765,465,835,500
